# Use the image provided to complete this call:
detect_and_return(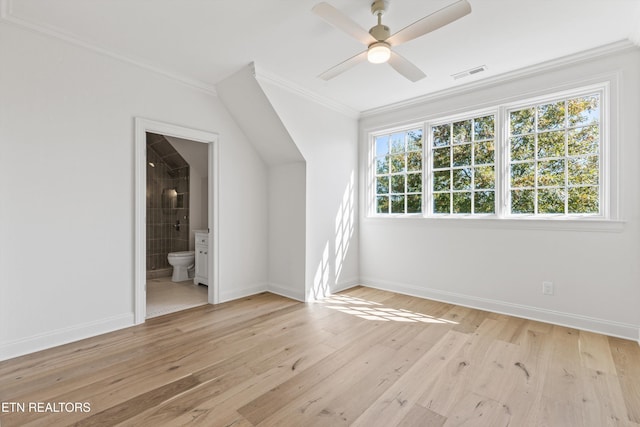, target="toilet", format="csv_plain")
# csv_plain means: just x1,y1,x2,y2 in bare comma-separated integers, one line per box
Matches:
167,251,195,282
